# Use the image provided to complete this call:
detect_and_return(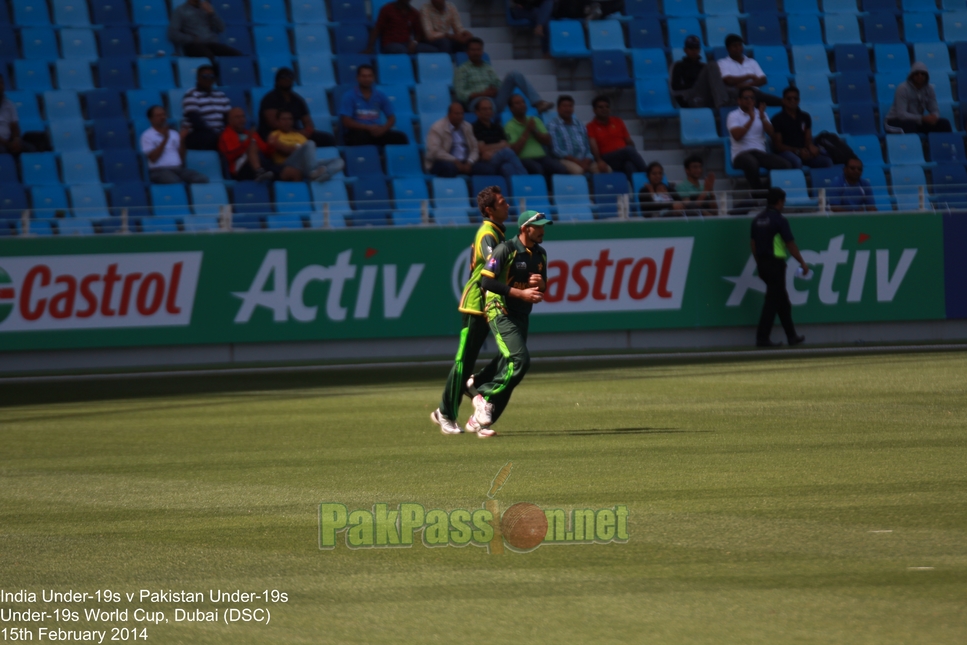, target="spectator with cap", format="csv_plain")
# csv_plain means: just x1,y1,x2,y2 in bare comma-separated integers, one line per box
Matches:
471,98,529,180
141,105,209,184
258,68,335,148
182,64,231,151
363,0,437,54
717,34,781,108
339,64,410,147
454,38,553,113
771,86,833,170
505,94,567,176
827,157,877,212
585,95,647,181
167,0,242,61
885,62,952,134
420,0,473,54
546,95,605,175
